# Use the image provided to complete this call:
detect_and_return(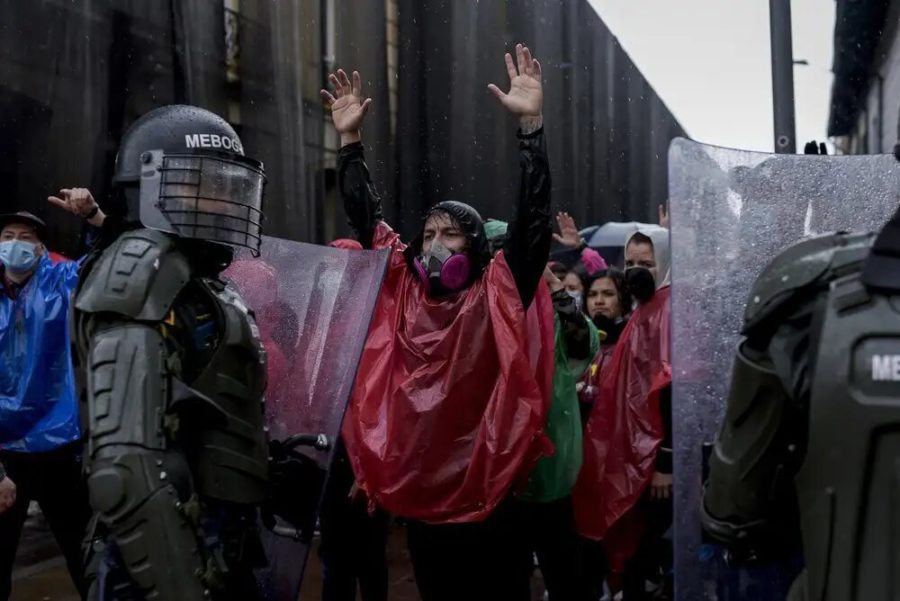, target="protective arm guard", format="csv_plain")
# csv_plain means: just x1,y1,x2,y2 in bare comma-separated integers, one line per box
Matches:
86,322,208,600
74,228,190,321
701,341,798,553
702,231,872,557
75,230,211,599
